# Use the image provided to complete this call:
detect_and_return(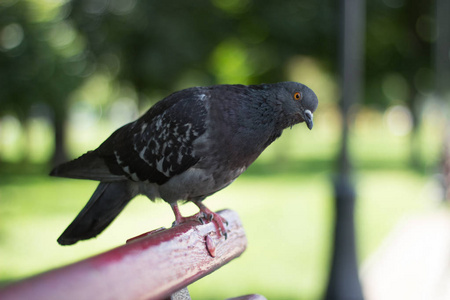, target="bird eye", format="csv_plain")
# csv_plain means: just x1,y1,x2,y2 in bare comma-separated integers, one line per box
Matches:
293,92,302,101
